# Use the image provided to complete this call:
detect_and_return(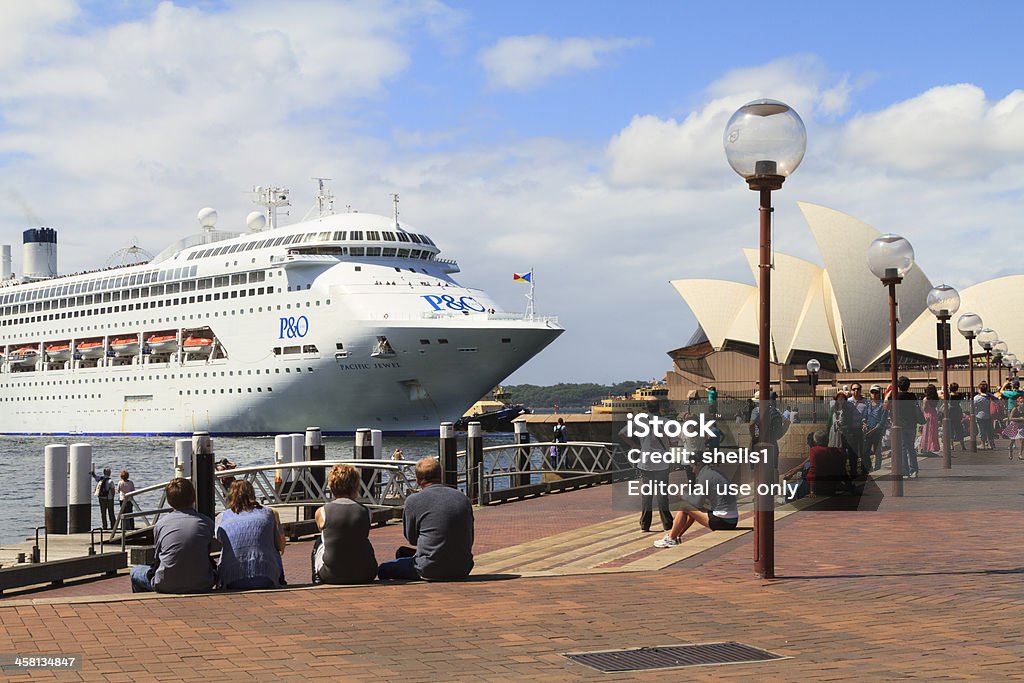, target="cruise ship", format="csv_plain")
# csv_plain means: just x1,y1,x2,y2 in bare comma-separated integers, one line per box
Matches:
0,184,562,435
